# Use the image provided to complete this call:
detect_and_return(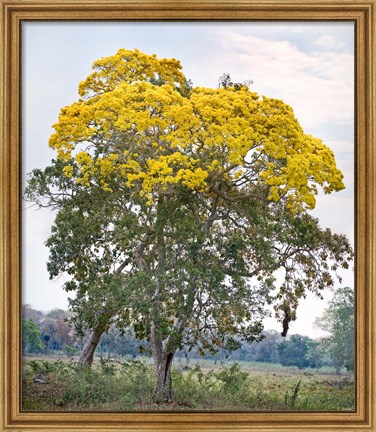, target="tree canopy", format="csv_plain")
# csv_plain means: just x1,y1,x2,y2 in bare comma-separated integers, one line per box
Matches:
25,48,353,400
